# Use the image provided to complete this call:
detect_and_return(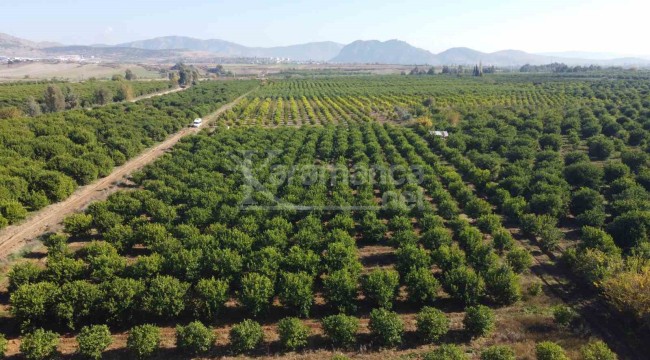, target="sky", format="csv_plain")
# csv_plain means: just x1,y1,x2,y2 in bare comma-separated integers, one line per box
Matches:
2,0,649,56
